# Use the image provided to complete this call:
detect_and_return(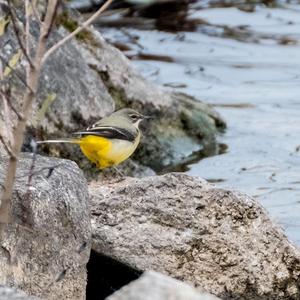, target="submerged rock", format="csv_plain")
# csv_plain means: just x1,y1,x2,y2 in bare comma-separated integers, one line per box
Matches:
106,271,221,300
90,173,300,300
0,154,91,300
